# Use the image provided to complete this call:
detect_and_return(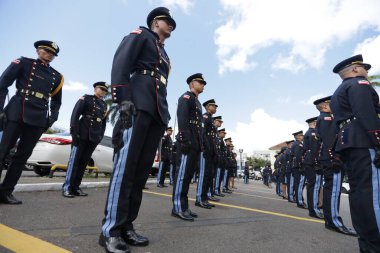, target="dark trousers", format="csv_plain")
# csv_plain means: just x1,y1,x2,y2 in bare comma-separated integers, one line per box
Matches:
287,172,295,202
244,175,249,184
206,156,216,196
305,164,323,215
293,168,306,205
157,159,170,185
102,111,165,237
172,149,200,212
322,166,344,228
0,121,44,192
63,140,98,192
342,148,380,252
196,152,209,202
214,166,224,193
